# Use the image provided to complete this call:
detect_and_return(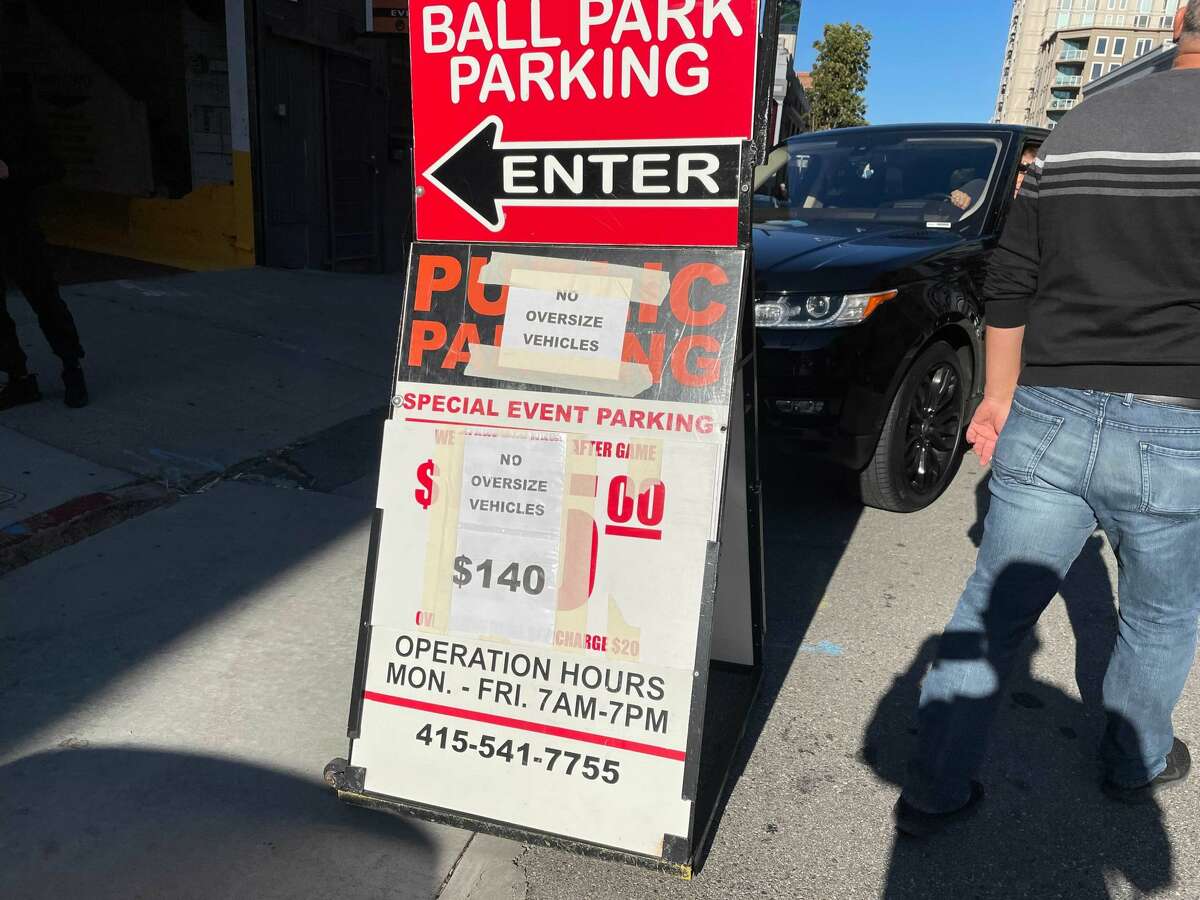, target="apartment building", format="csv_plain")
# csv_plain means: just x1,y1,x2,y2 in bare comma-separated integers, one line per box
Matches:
995,0,1054,124
1083,40,1179,96
994,0,1182,127
768,34,810,144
